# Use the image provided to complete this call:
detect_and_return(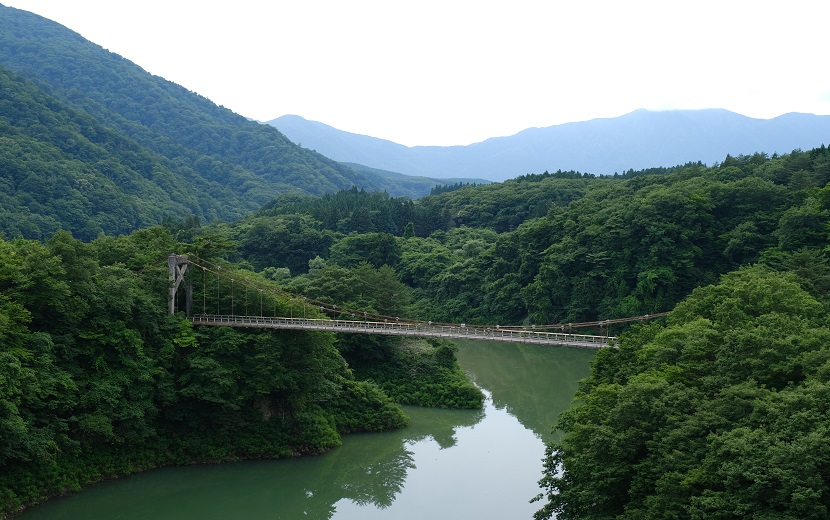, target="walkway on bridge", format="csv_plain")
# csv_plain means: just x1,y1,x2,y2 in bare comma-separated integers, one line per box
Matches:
189,314,616,348
168,254,671,350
